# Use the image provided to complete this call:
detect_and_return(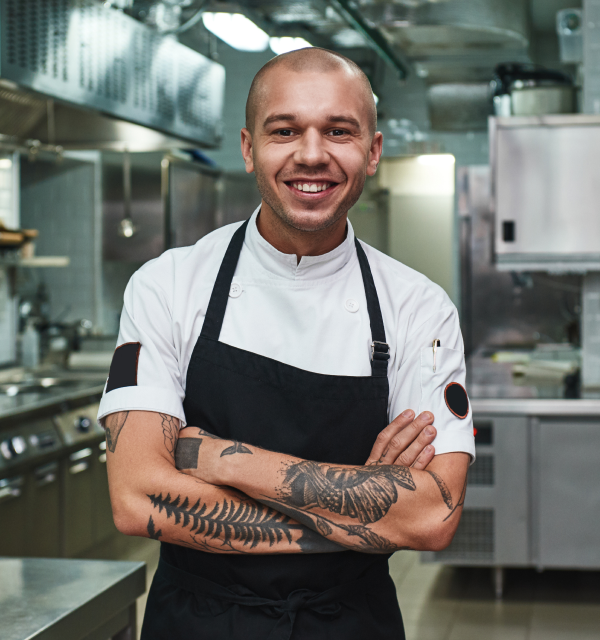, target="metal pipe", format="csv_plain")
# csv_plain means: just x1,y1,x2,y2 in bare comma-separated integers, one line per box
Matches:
328,0,410,80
